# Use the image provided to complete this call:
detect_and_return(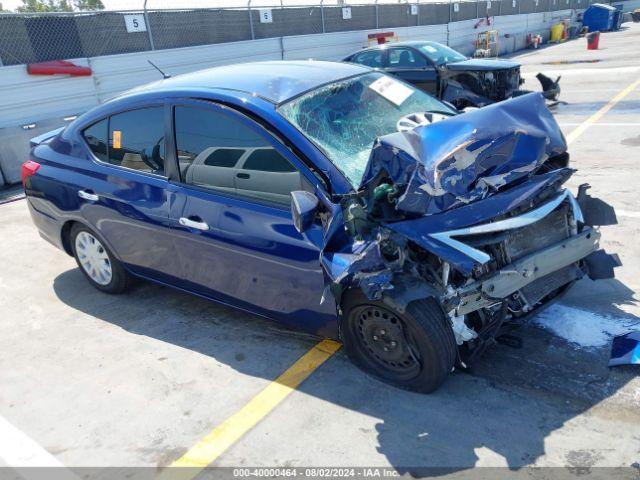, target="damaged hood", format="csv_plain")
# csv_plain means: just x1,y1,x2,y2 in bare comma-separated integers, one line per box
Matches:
445,58,521,71
359,92,567,215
